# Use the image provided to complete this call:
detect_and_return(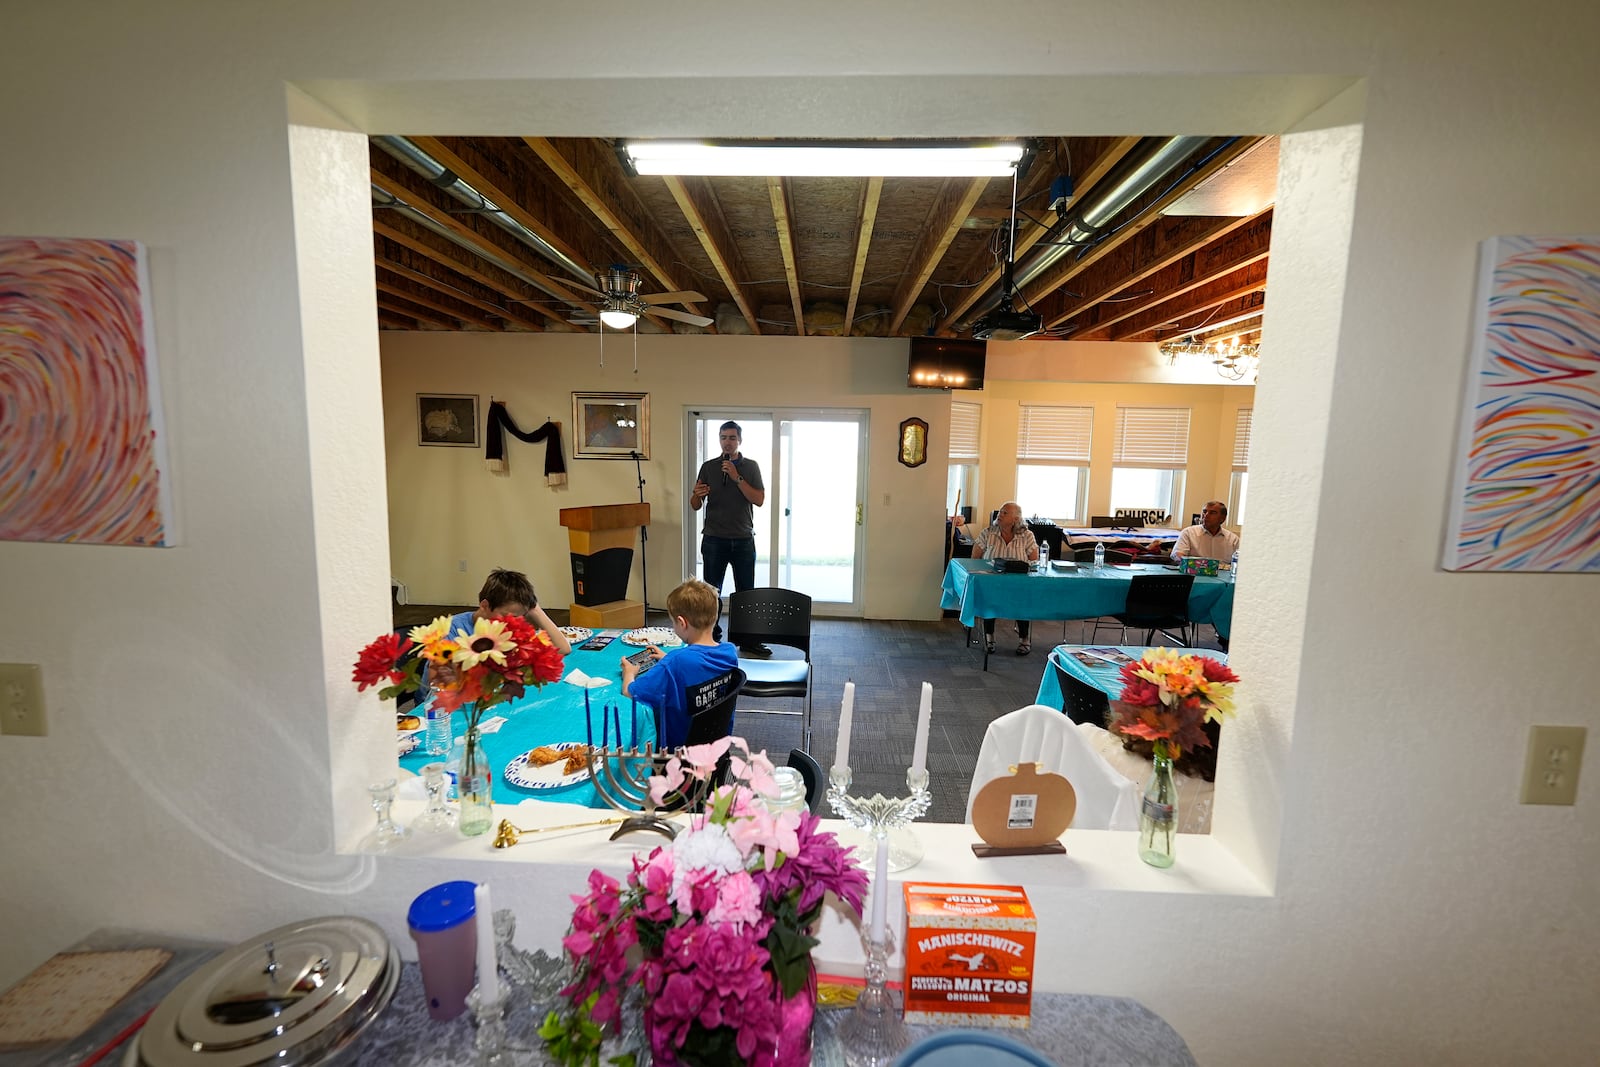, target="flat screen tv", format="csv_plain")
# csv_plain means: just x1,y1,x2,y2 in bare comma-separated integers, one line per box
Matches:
908,337,986,390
